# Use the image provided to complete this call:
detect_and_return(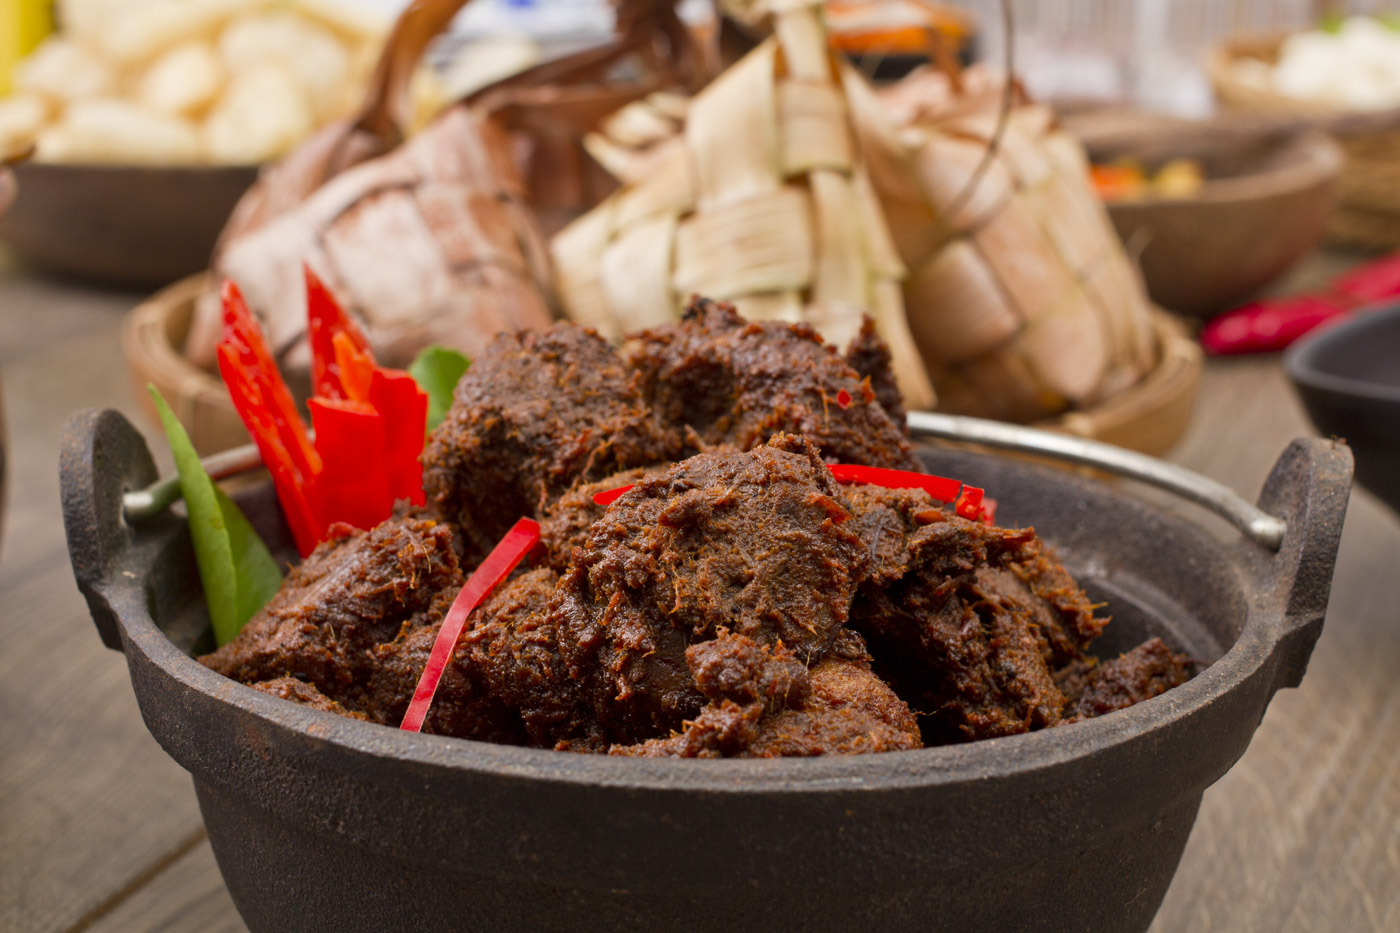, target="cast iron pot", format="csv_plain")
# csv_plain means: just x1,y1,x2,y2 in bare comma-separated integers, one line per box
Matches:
60,409,1352,933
